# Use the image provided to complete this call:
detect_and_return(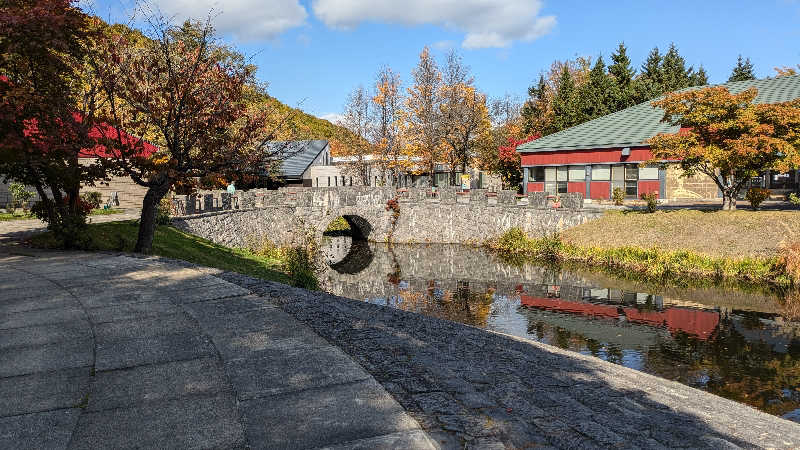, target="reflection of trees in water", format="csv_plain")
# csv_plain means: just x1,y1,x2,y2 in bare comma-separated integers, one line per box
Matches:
643,319,800,417
388,280,494,327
